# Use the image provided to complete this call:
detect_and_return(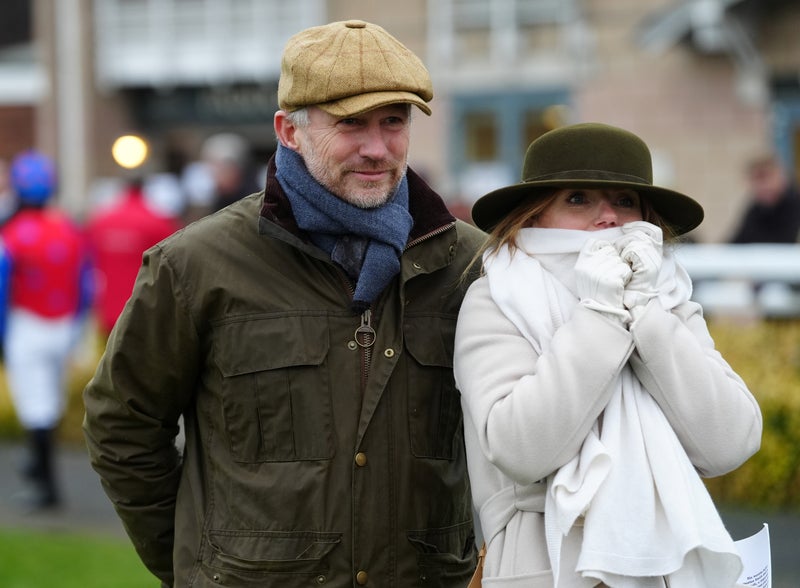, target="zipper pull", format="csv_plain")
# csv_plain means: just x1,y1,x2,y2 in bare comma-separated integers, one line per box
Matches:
355,309,376,348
